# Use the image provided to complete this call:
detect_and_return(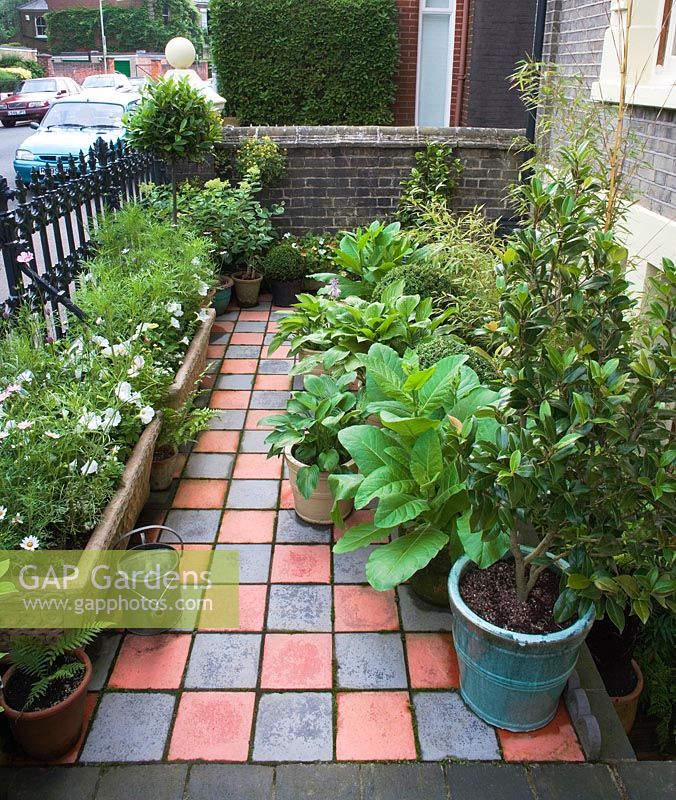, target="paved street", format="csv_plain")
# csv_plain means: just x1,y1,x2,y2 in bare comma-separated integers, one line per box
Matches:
0,124,31,187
